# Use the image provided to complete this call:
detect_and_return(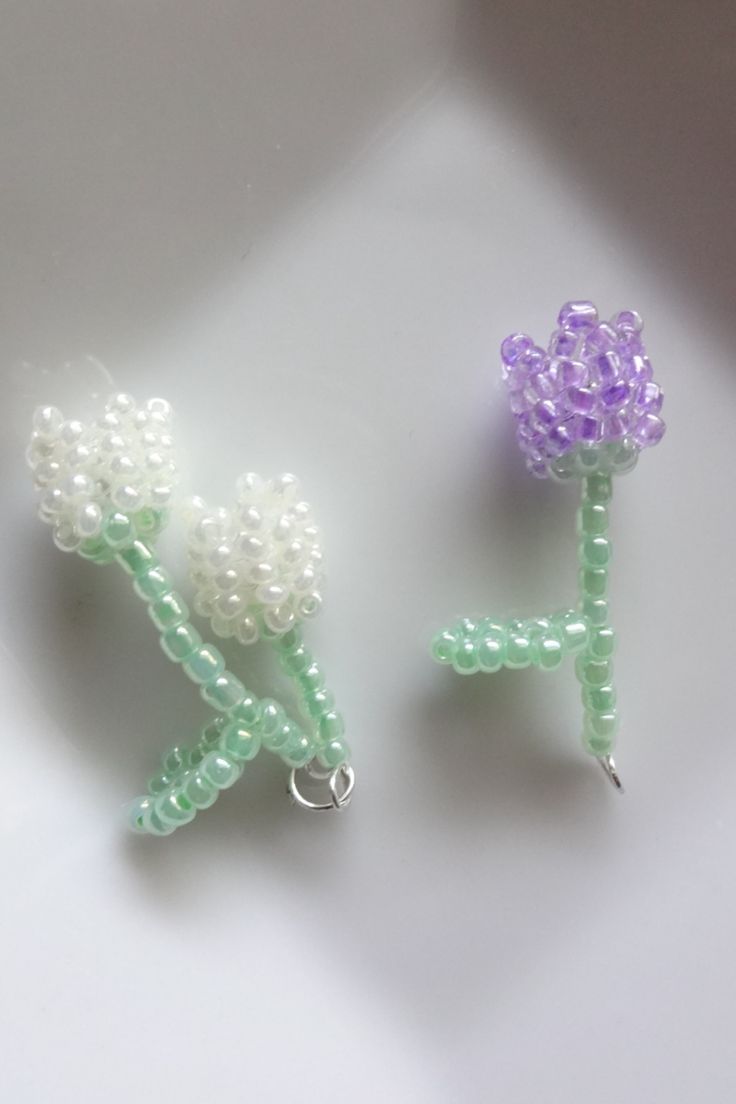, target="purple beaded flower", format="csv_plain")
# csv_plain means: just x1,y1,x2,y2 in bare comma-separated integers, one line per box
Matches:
501,301,665,479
